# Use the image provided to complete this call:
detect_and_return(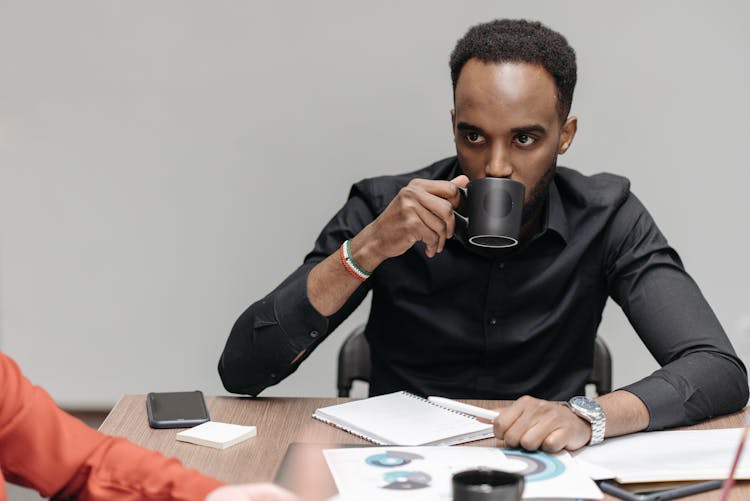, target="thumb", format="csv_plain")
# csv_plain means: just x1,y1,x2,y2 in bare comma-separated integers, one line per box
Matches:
450,174,469,188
